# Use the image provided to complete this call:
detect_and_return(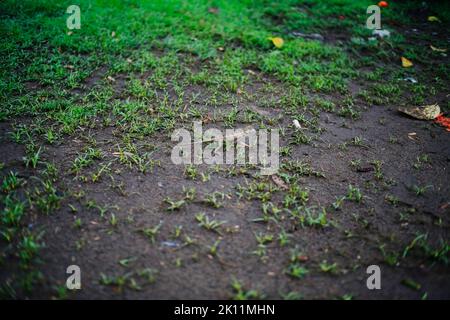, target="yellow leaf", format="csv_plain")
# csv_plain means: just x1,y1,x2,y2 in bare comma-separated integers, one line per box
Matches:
430,45,447,52
268,37,284,49
427,16,441,22
401,57,413,68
